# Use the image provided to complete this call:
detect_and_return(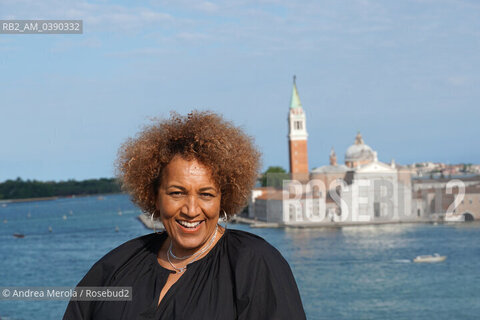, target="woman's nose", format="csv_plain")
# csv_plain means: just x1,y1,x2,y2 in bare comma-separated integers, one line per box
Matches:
181,195,200,216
